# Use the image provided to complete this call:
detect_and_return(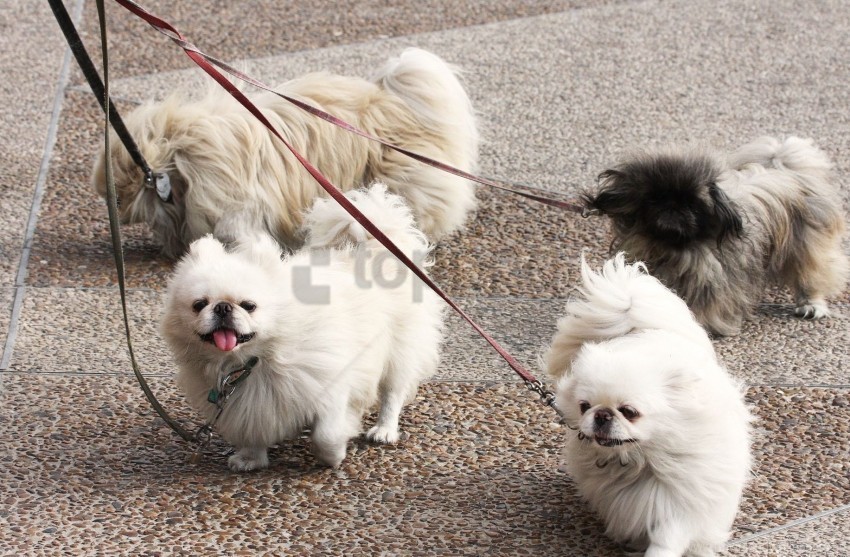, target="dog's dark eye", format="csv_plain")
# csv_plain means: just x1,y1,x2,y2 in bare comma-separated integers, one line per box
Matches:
579,401,591,414
618,406,640,421
239,301,257,312
192,299,209,313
